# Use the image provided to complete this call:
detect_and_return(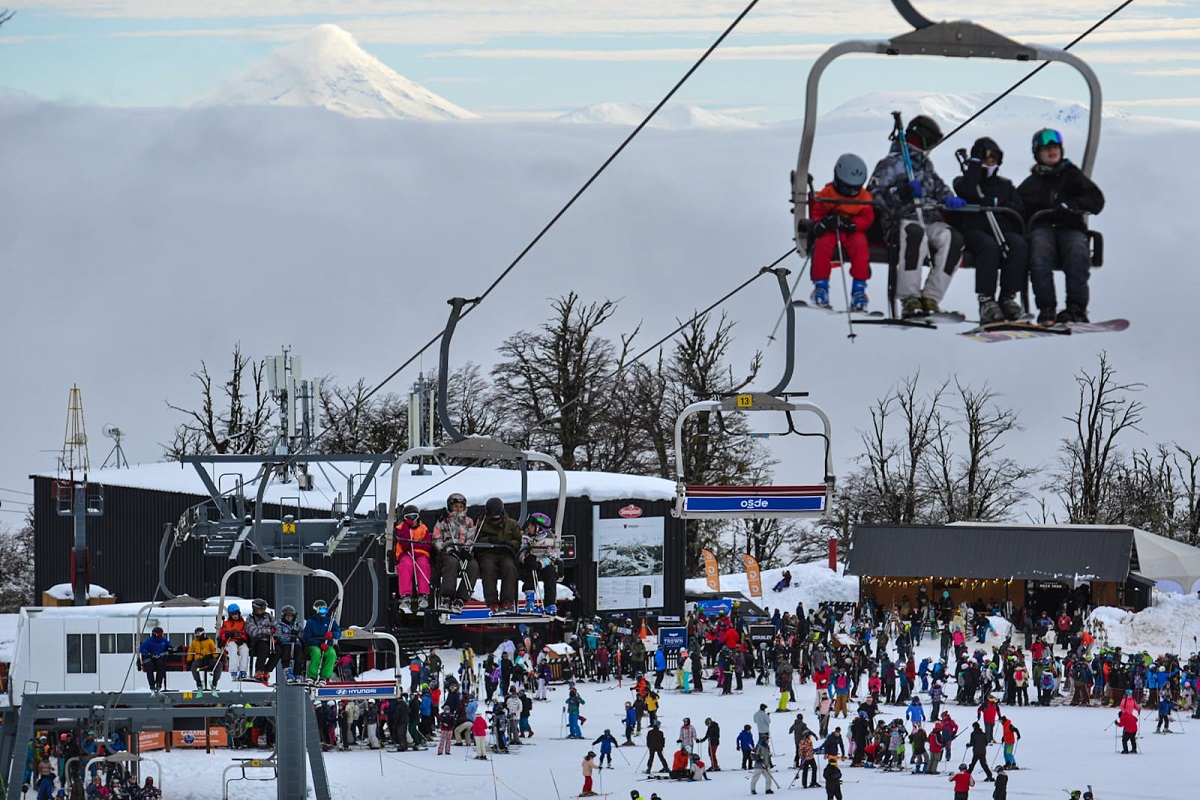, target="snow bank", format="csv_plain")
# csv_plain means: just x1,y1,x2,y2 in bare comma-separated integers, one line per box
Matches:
684,559,859,610
1089,591,1200,655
